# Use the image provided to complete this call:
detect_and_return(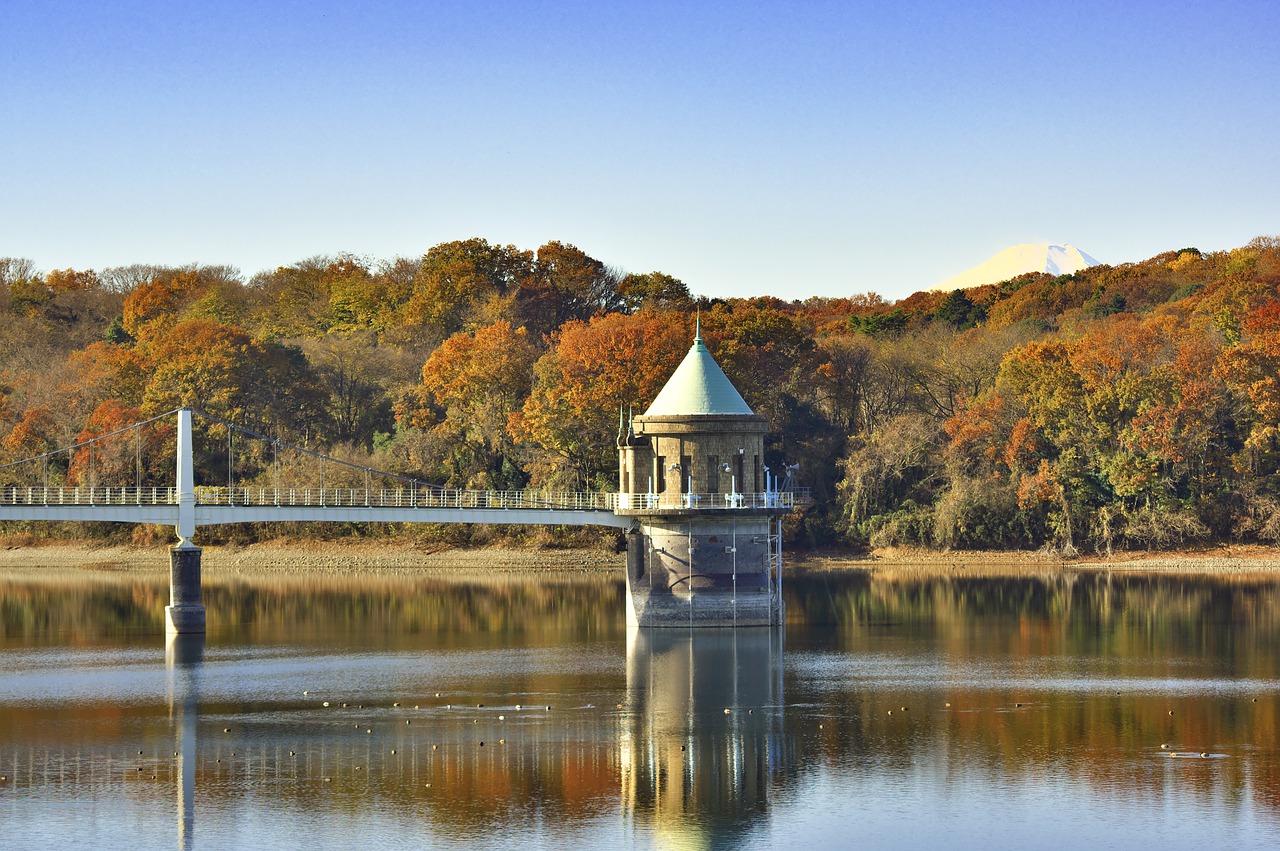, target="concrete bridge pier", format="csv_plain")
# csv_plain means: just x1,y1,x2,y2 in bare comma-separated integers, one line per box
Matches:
166,543,206,634
166,407,206,634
